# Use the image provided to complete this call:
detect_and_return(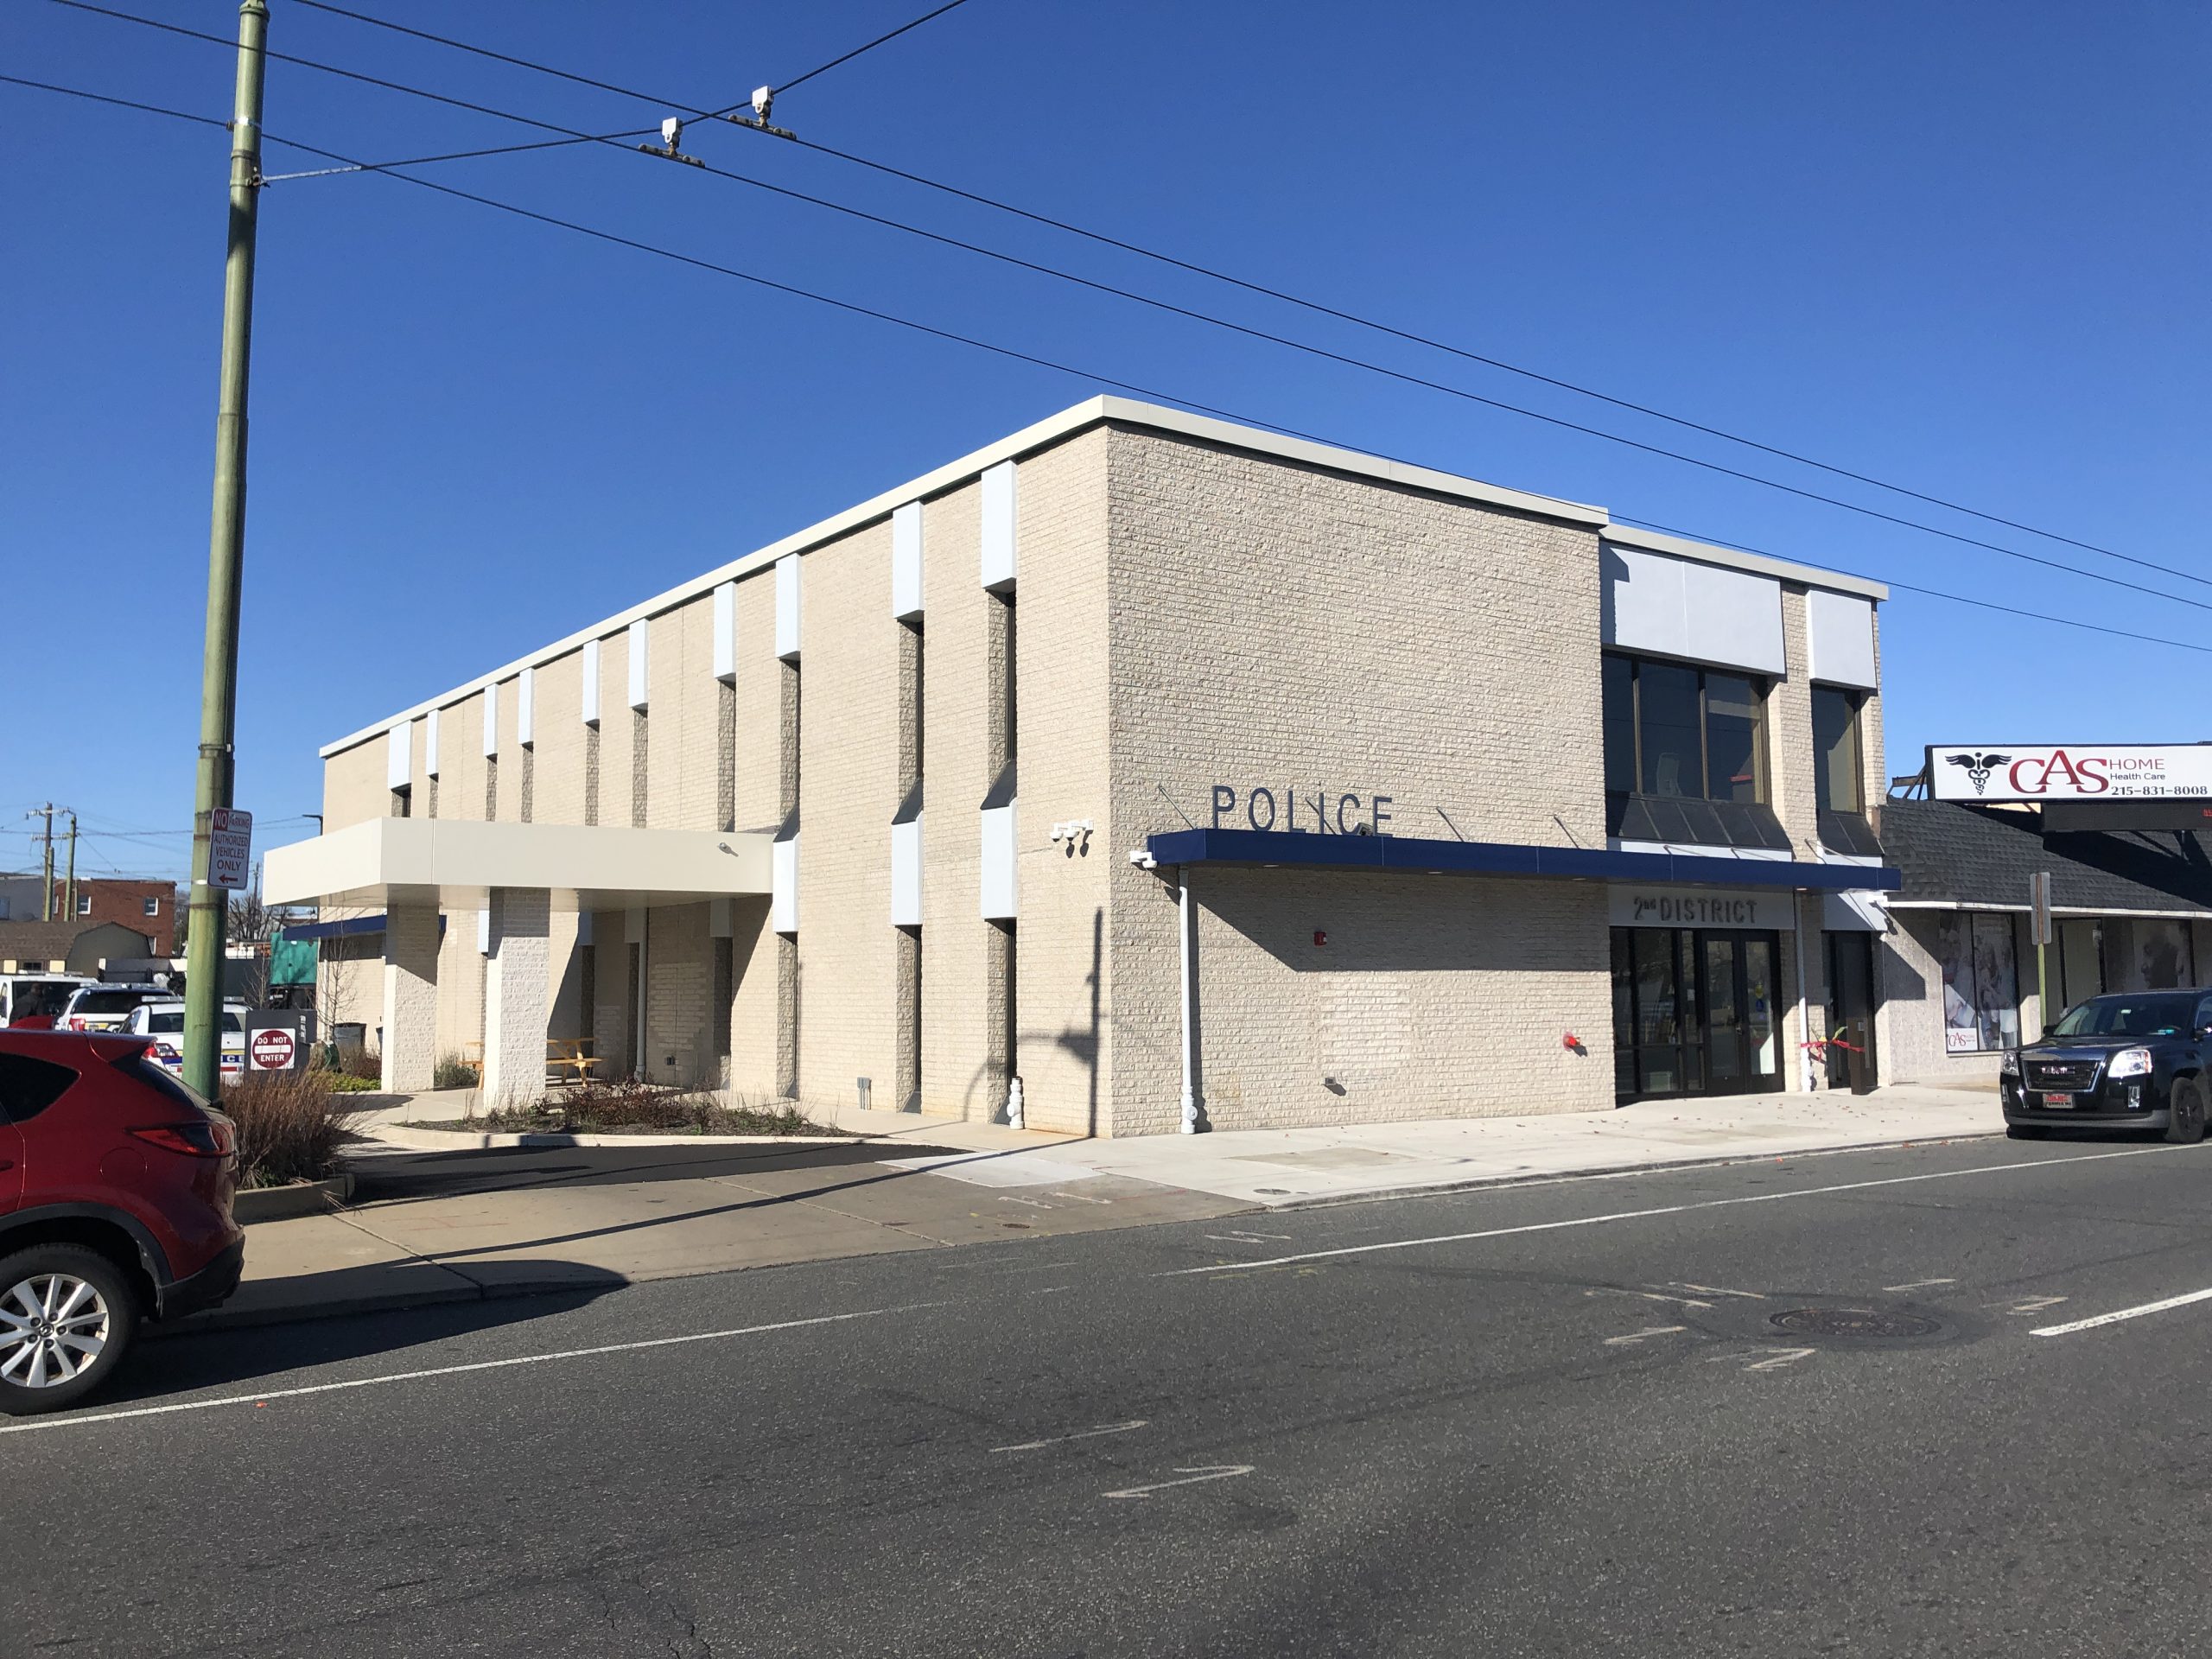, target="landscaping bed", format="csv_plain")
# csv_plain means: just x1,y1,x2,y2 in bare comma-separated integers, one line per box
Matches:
418,1079,840,1139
